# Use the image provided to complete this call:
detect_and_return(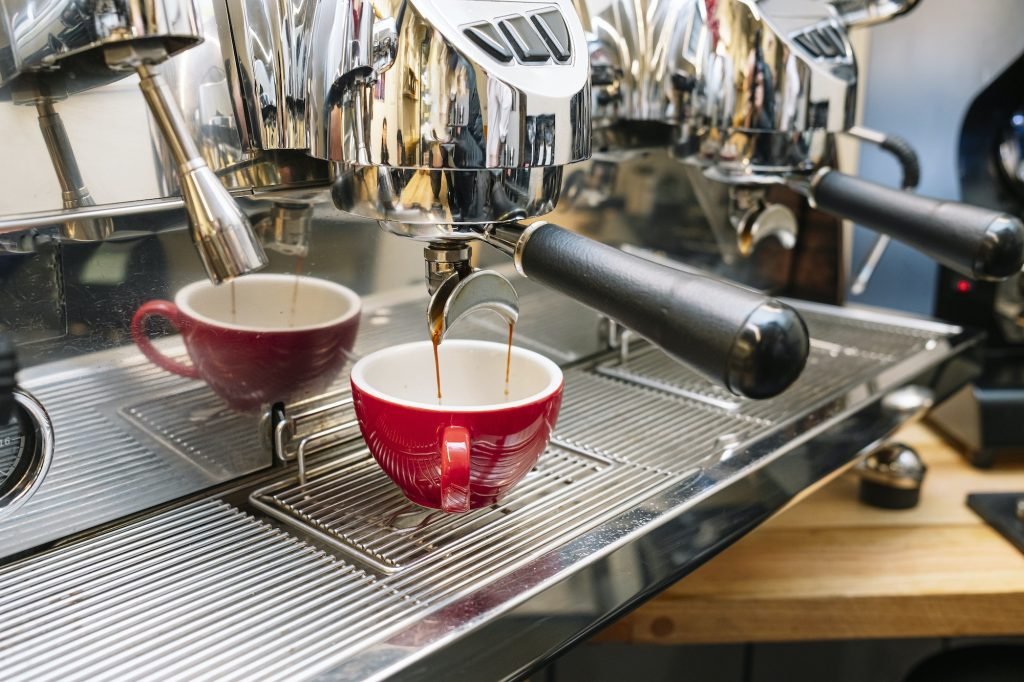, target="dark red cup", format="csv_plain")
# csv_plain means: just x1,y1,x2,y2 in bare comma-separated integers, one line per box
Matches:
132,274,361,412
350,340,563,513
